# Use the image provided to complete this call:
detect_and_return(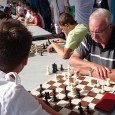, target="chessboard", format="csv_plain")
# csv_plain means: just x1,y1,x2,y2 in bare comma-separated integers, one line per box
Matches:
31,67,115,115
30,39,56,55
